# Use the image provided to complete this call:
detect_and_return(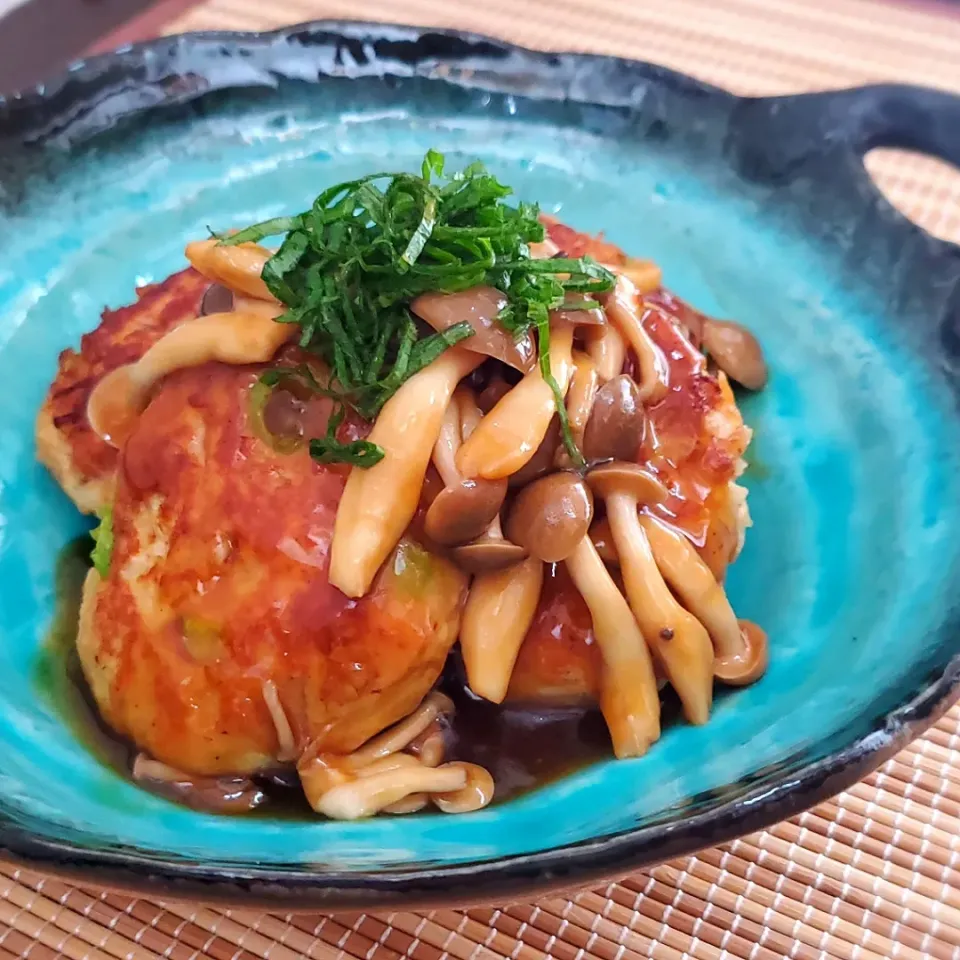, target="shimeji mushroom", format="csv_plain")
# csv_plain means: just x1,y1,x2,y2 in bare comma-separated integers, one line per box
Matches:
186,239,278,302
348,692,454,768
617,259,662,295
583,323,627,383
312,755,468,819
329,348,482,598
297,692,494,818
641,516,745,655
640,516,769,685
565,535,661,758
460,556,543,703
562,351,600,455
455,319,576,480
582,375,647,463
506,472,594,563
429,386,528,573
587,462,715,725
408,720,446,767
87,297,289,449
440,389,542,701
424,391,508,547
700,317,769,391
433,763,496,813
602,274,667,403
412,287,537,374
